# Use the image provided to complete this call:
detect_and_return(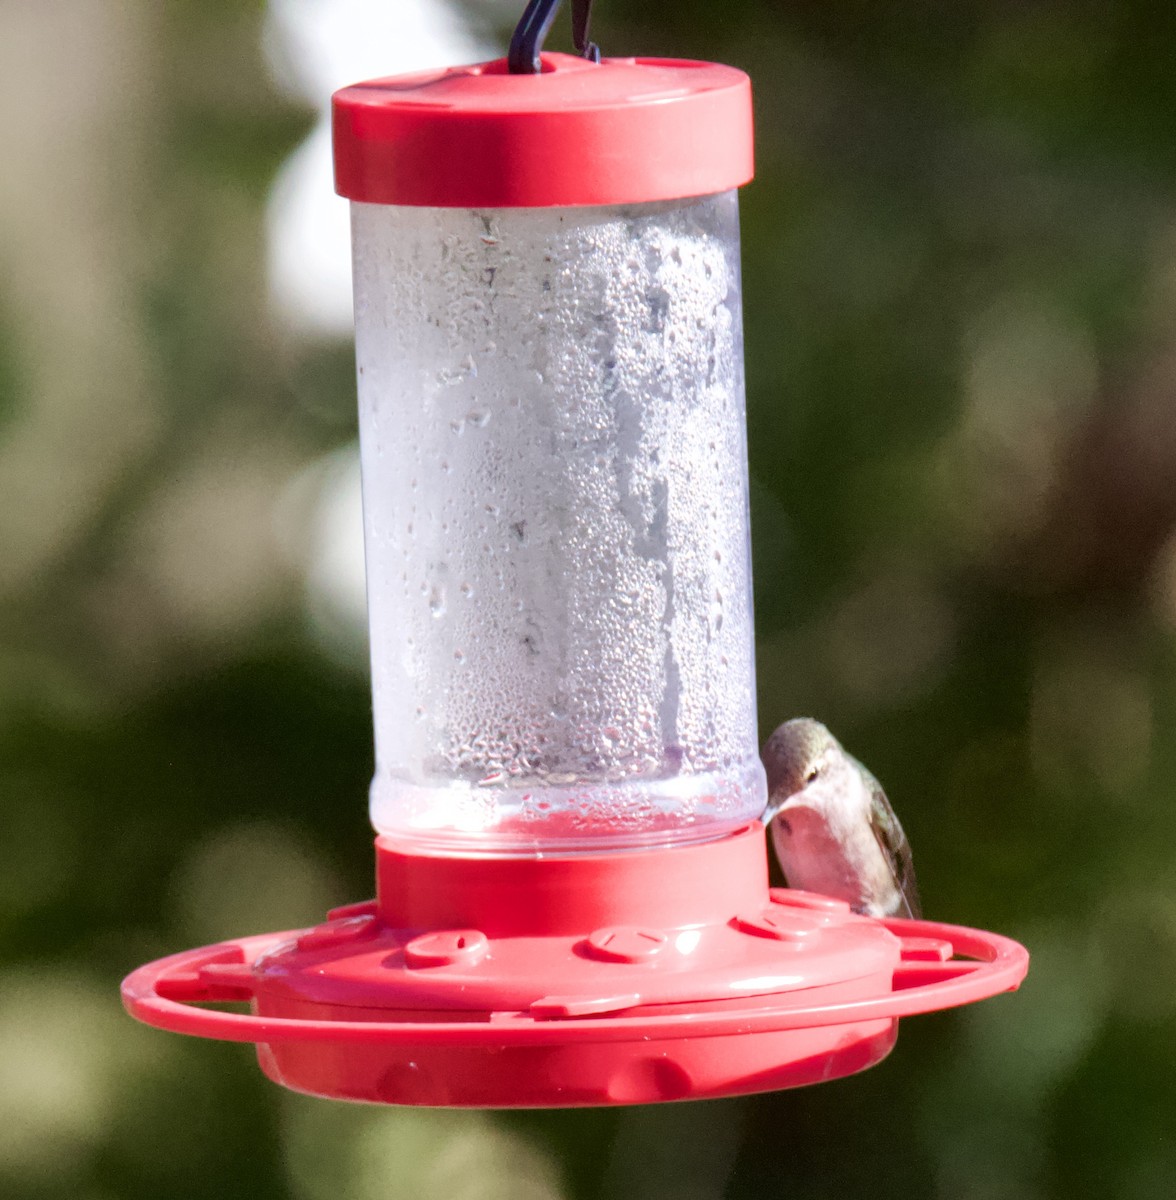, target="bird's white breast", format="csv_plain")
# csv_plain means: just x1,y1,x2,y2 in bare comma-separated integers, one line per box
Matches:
769,759,898,915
